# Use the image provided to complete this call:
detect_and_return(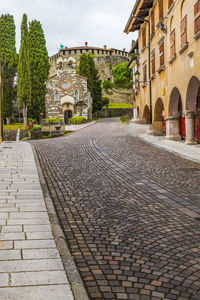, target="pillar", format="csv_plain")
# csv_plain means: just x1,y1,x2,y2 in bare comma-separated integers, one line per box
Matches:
184,110,196,145
165,116,181,141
